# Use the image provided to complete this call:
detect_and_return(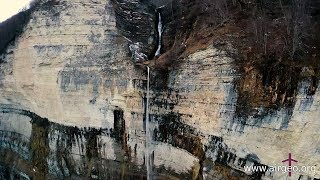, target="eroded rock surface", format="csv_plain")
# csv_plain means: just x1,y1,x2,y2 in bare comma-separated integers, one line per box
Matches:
0,0,319,179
